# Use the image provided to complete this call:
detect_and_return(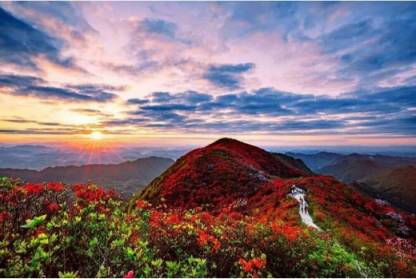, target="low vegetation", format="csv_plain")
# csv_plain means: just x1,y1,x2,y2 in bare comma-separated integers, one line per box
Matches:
1,177,415,277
